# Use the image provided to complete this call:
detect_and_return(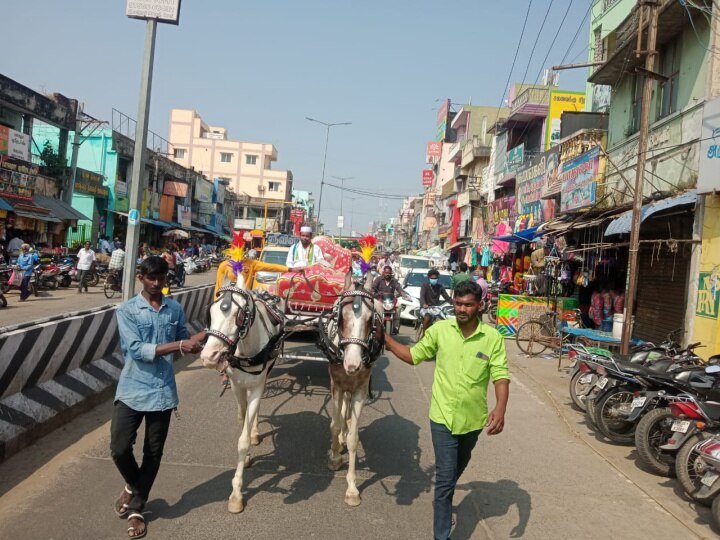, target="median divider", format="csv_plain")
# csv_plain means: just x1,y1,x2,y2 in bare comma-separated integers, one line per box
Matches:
0,284,214,462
